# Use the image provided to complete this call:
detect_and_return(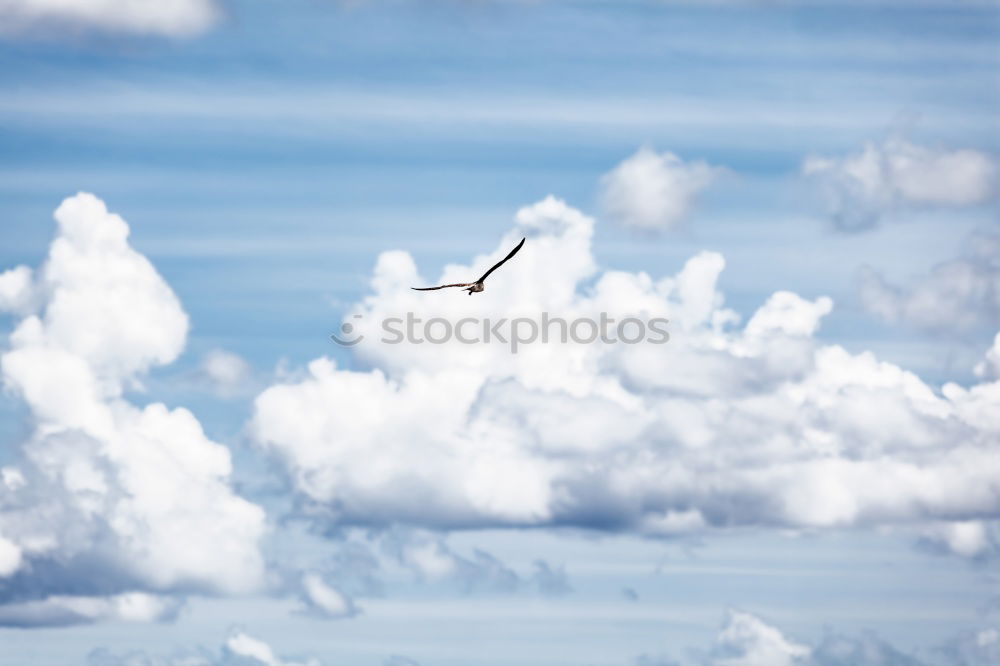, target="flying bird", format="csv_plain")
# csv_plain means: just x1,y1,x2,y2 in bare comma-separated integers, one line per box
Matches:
412,237,526,295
